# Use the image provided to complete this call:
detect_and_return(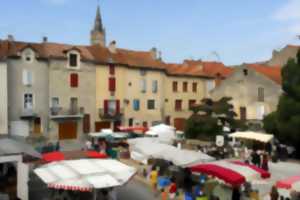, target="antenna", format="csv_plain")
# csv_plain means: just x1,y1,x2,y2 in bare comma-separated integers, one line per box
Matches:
211,51,221,62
